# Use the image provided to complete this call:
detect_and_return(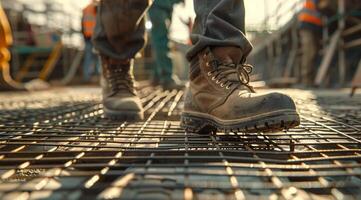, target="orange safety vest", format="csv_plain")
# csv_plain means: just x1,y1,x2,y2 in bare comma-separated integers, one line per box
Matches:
298,0,322,26
82,4,97,38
